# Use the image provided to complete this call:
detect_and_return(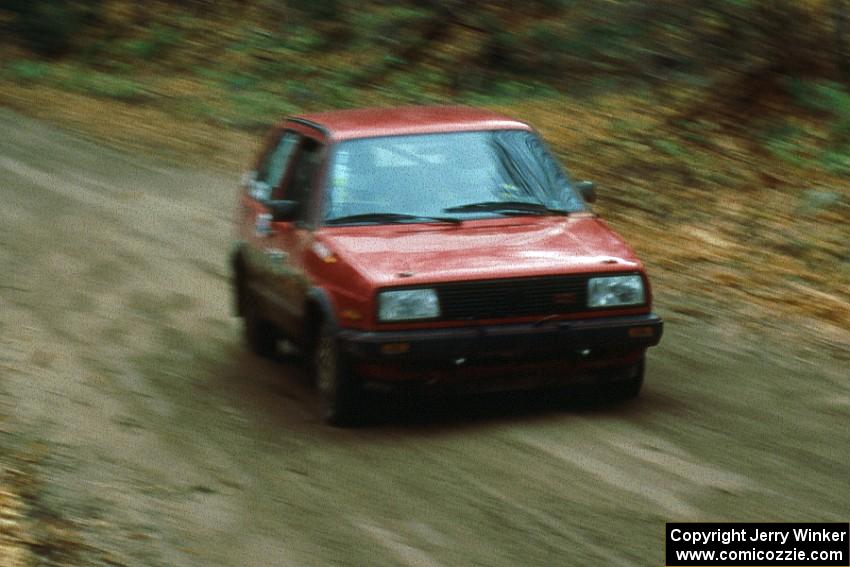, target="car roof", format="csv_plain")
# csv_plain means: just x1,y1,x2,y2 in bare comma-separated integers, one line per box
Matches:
289,105,532,141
